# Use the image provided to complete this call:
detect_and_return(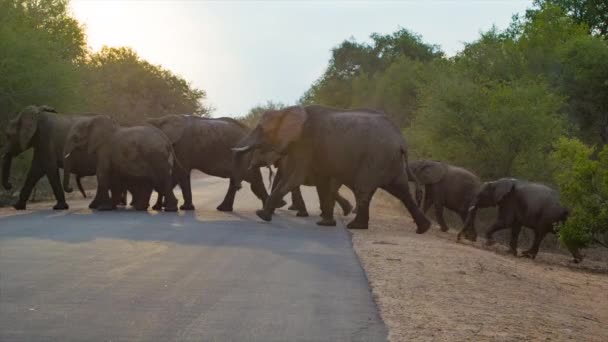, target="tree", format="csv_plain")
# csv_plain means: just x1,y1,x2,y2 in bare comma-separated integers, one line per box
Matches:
551,137,608,253
80,46,209,124
238,101,286,128
532,0,608,36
